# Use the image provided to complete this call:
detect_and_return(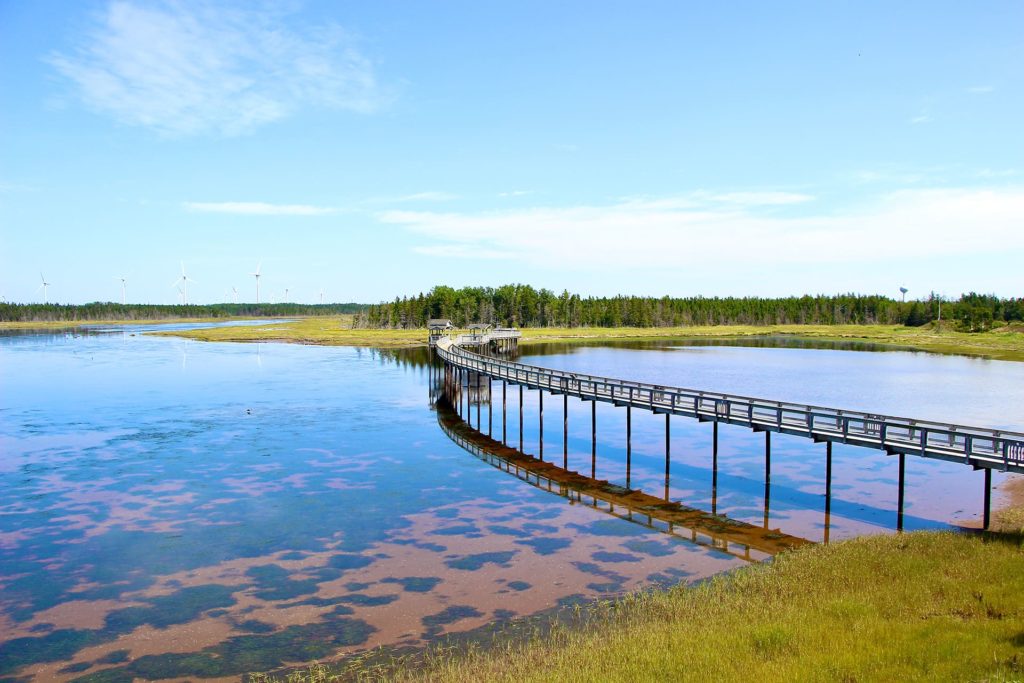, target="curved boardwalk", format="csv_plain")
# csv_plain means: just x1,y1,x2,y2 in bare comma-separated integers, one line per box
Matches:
435,331,1024,529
